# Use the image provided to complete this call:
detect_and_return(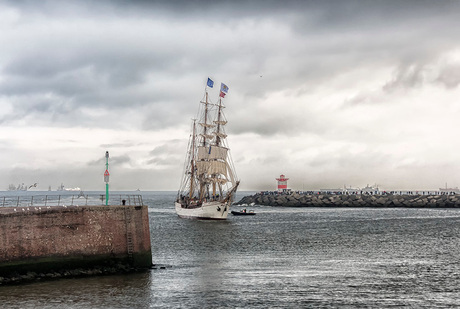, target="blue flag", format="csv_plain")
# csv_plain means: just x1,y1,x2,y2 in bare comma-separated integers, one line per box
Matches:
207,78,214,88
220,83,229,93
